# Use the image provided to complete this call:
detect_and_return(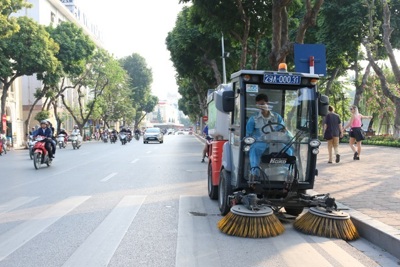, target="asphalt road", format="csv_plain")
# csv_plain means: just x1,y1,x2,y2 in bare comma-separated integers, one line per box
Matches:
0,135,397,267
